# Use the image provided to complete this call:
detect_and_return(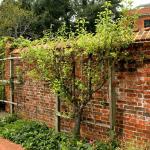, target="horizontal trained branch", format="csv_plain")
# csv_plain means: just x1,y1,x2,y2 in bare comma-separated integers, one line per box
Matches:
0,57,21,61
0,80,21,85
0,100,19,105
56,111,73,119
82,120,110,128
